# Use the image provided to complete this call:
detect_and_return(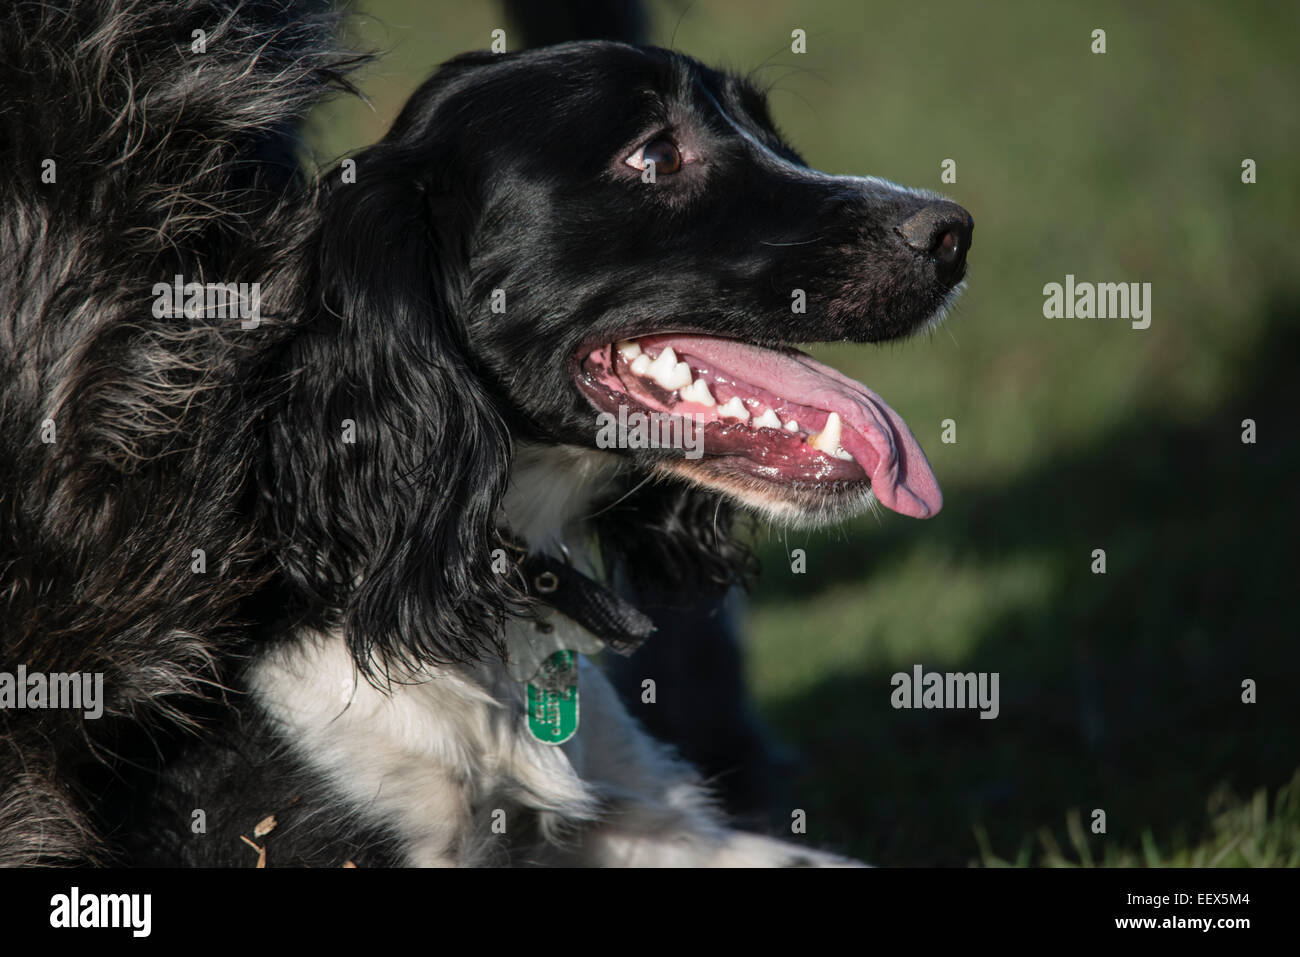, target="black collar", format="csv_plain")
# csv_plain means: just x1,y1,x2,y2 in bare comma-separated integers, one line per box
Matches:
517,551,655,655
